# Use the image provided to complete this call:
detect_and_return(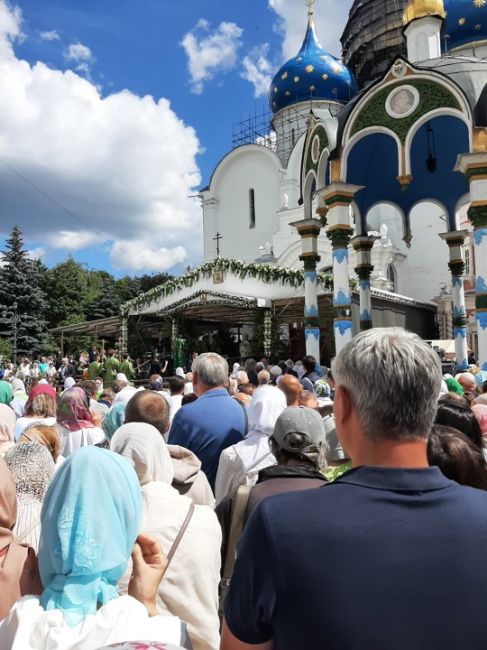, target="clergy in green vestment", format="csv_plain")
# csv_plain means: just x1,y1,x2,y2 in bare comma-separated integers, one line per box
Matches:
103,350,120,387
